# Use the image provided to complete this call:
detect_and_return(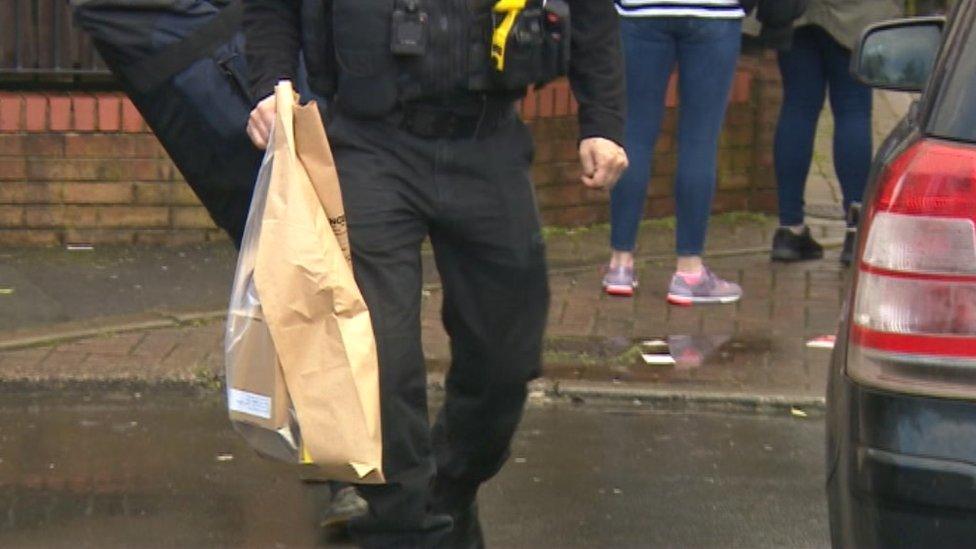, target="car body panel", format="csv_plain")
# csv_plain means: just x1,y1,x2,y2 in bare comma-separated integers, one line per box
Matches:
827,2,976,547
